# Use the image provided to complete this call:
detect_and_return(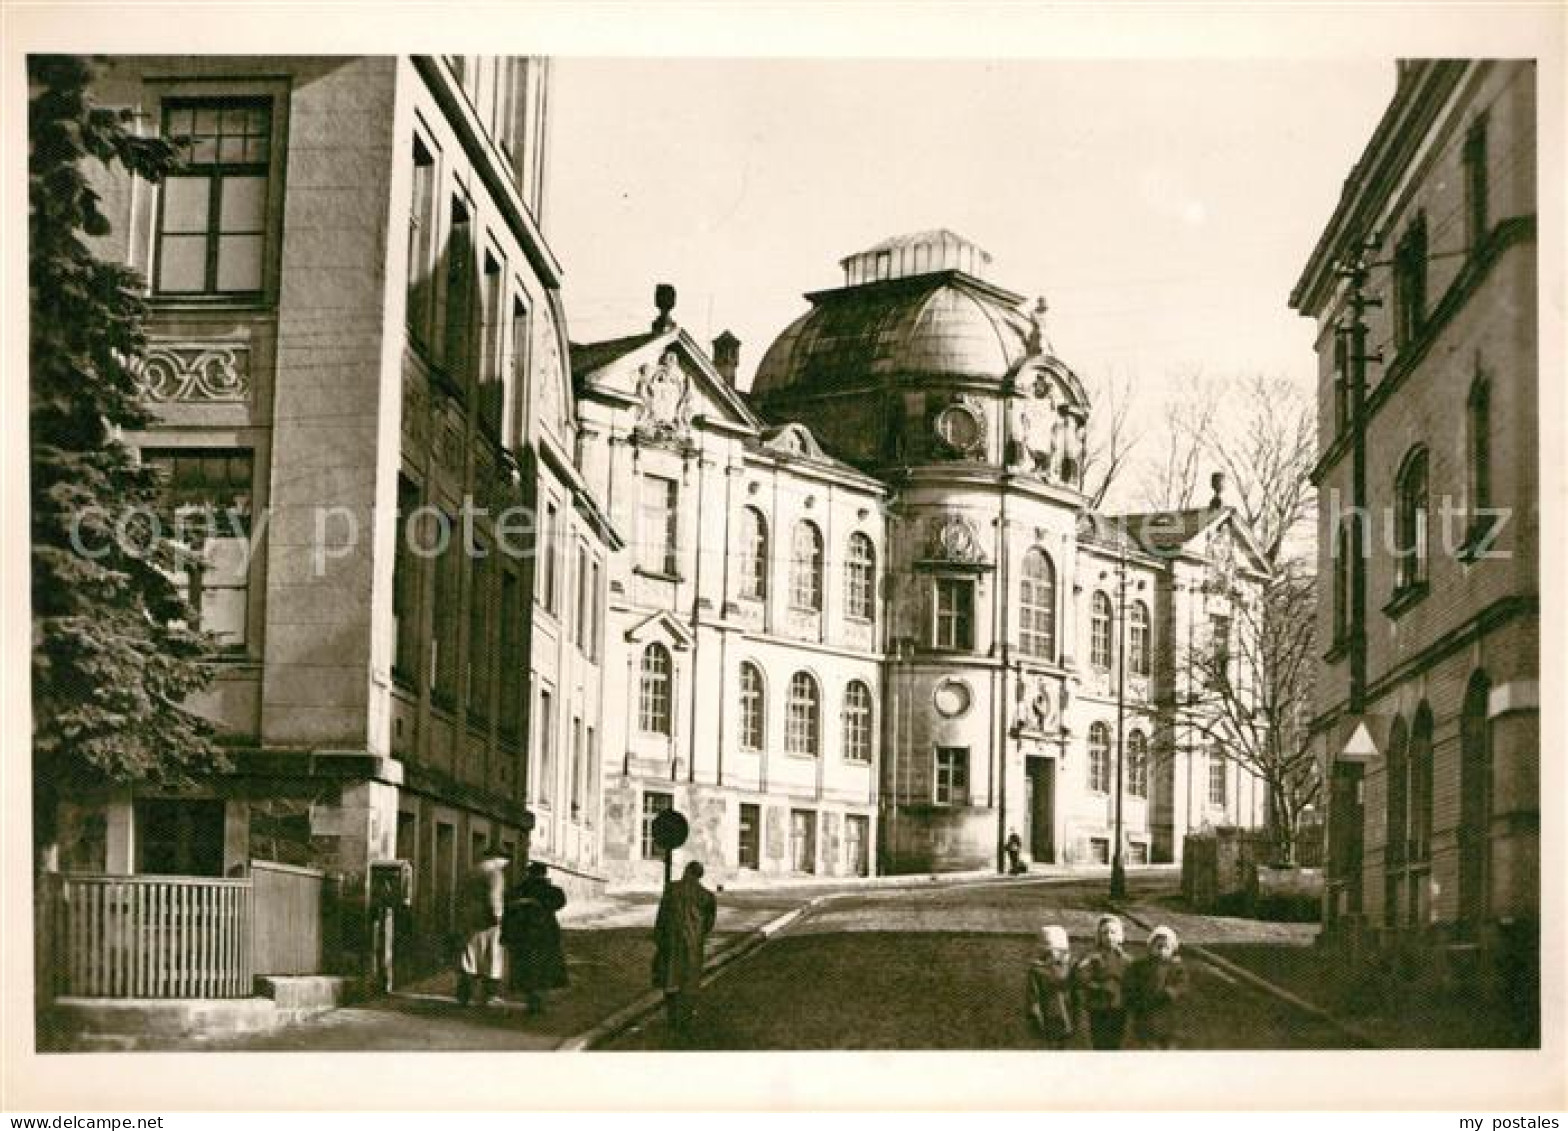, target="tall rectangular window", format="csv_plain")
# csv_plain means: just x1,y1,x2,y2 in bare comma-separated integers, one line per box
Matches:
143,448,255,649
441,195,475,382
641,791,673,859
639,474,679,576
498,569,523,739
406,136,437,345
1208,613,1231,684
538,501,559,612
934,747,970,806
1208,750,1228,807
429,509,462,708
465,549,492,720
587,559,602,661
575,543,590,652
1463,115,1489,251
478,250,505,438
157,100,271,296
584,727,597,827
535,687,555,805
933,578,974,651
392,476,421,685
507,296,529,448
738,803,761,870
1393,213,1428,348
790,809,817,873
570,716,584,818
